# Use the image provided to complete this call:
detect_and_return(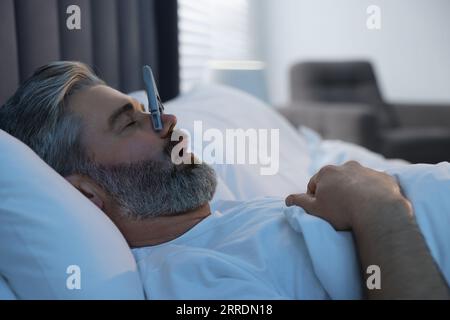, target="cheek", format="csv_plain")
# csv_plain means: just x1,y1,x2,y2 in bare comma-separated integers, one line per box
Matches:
120,137,163,162
92,135,165,165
